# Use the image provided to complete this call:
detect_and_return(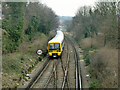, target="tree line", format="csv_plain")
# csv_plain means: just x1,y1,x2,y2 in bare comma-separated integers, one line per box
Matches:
2,2,58,53
66,2,118,48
